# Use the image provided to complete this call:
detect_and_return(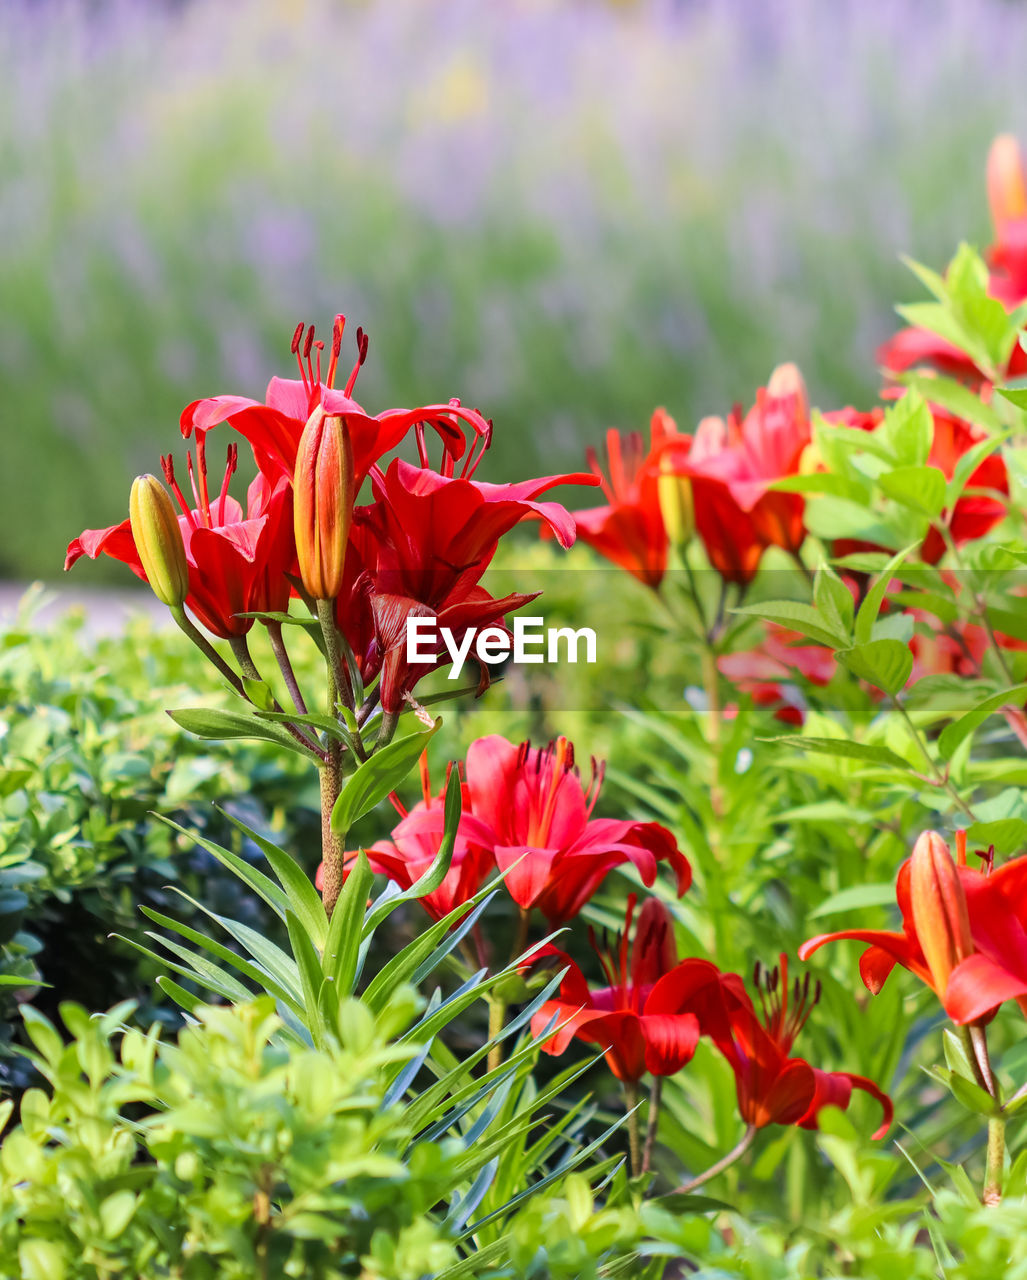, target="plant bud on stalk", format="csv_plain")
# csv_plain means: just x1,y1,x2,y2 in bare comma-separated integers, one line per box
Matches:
657,459,694,548
910,830,974,995
767,361,809,418
294,407,354,600
129,474,189,608
987,133,1027,229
